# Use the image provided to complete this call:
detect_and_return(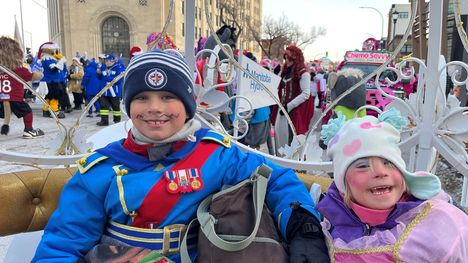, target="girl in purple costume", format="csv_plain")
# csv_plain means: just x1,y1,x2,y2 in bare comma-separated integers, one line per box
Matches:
316,108,468,262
